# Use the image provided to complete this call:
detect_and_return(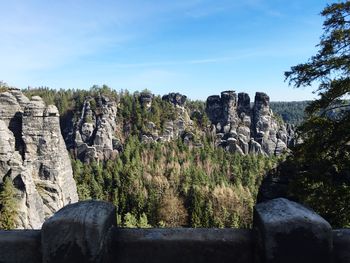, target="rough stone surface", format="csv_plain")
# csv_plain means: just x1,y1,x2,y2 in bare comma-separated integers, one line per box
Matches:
333,229,350,263
139,92,194,143
140,92,153,109
206,91,293,156
0,89,78,229
73,95,119,162
0,230,42,263
120,90,294,154
254,198,332,263
111,228,253,263
0,200,348,263
162,92,187,106
41,200,116,263
206,95,223,123
238,92,251,116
